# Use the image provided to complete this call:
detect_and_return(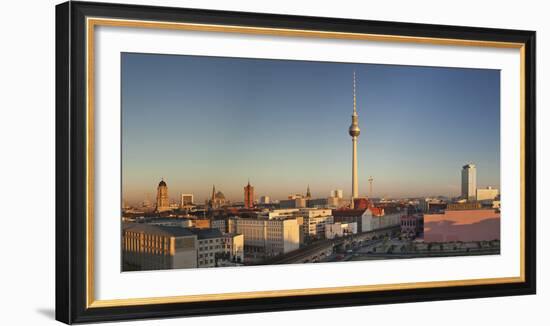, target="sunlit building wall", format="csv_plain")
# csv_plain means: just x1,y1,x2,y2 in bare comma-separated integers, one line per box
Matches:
122,223,197,270
235,218,300,257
